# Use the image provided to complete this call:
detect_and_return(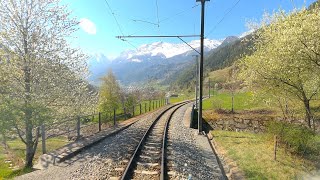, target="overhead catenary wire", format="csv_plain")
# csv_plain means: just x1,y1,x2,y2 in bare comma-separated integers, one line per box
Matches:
206,0,241,38
131,19,159,26
103,0,124,35
122,39,138,50
129,4,200,27
129,4,199,34
102,0,139,49
155,0,160,27
159,4,199,23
